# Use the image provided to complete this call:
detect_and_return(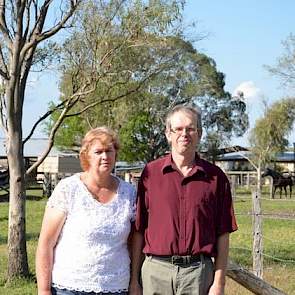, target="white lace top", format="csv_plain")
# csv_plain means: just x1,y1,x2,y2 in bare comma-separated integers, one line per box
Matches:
47,173,136,293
